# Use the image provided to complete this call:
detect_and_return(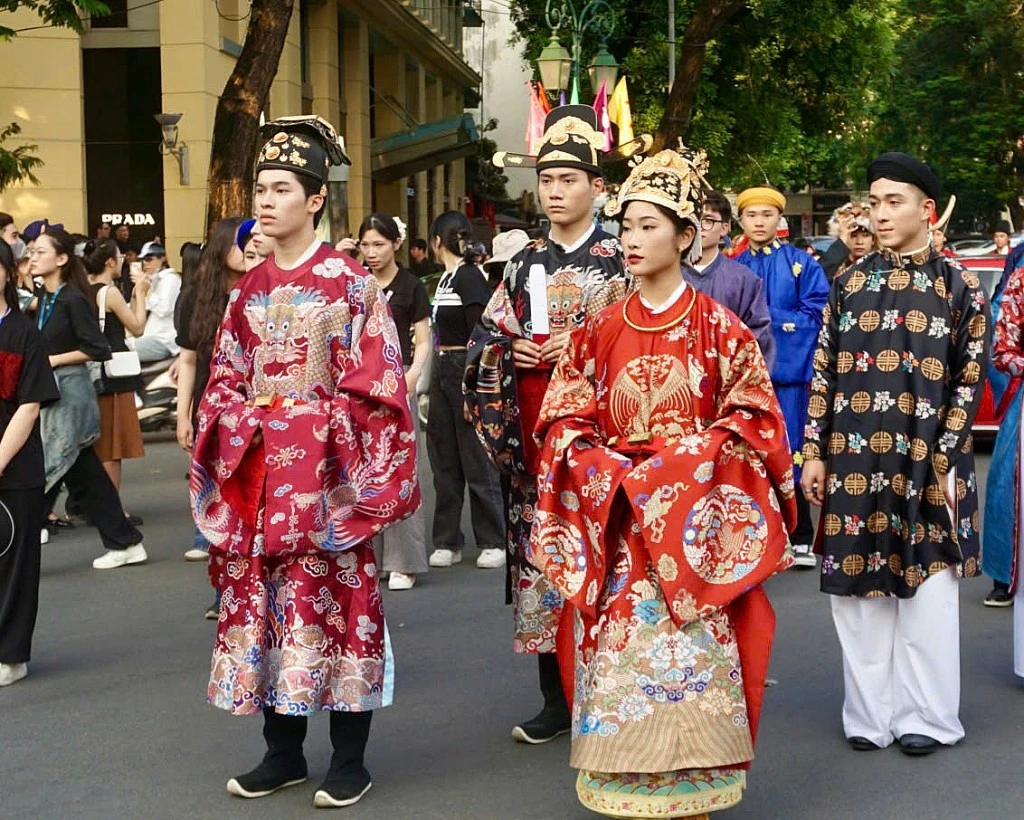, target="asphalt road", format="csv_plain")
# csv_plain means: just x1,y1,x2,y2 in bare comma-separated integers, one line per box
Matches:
3,441,1022,820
